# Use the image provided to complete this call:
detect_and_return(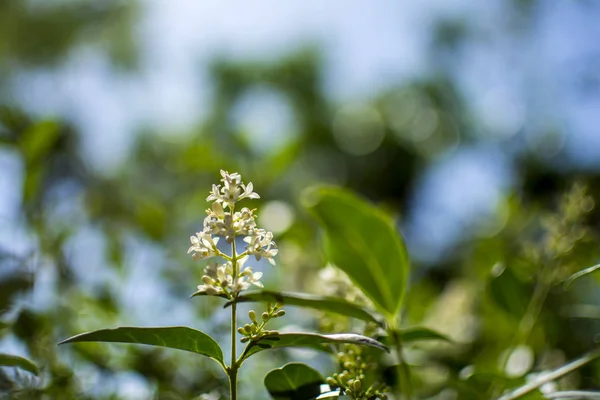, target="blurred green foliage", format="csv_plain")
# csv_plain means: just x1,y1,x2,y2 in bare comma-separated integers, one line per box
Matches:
1,1,600,399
